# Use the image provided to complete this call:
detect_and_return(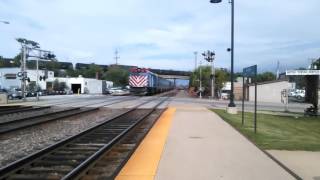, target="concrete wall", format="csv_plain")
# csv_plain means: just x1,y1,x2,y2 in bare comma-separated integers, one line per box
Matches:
84,78,102,94
249,80,295,103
